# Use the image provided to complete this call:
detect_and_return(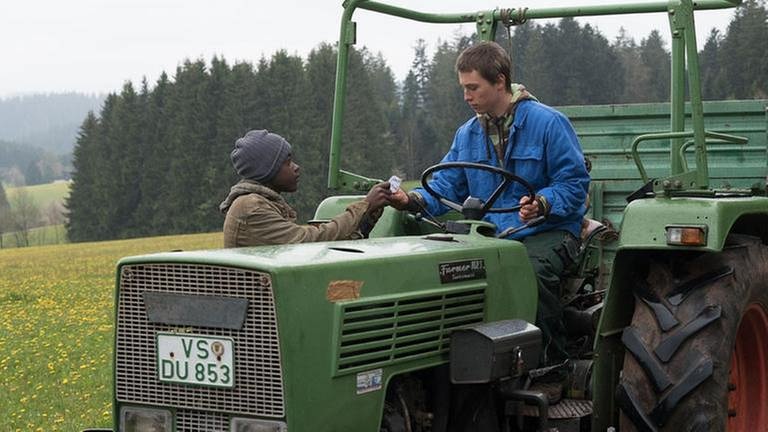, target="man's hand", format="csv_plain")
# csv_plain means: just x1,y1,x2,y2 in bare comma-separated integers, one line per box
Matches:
519,195,541,222
365,182,392,211
389,189,412,211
